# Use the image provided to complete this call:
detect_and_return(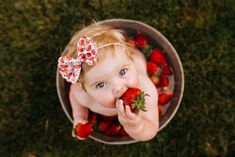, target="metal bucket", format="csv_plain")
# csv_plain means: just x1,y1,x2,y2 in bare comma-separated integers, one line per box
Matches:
56,19,184,145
